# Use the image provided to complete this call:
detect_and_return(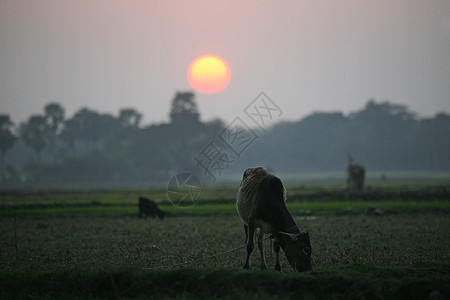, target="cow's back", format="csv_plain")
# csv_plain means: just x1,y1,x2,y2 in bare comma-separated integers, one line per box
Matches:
236,167,273,224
